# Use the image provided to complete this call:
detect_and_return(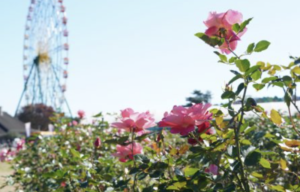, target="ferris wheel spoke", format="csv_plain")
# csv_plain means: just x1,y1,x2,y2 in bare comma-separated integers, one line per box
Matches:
17,0,72,116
